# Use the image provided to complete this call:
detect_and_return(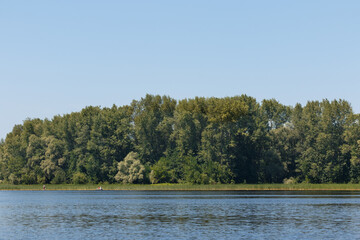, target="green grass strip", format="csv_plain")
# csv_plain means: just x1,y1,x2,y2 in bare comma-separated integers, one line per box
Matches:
1,183,360,191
